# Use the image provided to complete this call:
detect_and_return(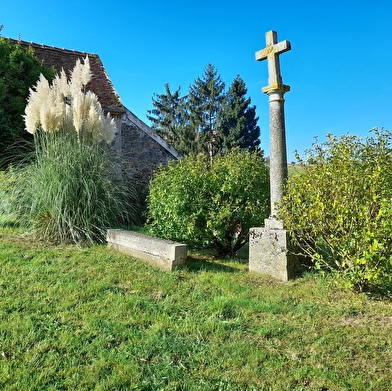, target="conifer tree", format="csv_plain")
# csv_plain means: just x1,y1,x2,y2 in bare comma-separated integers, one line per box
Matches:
186,63,225,157
218,75,261,154
146,83,186,150
147,64,261,158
